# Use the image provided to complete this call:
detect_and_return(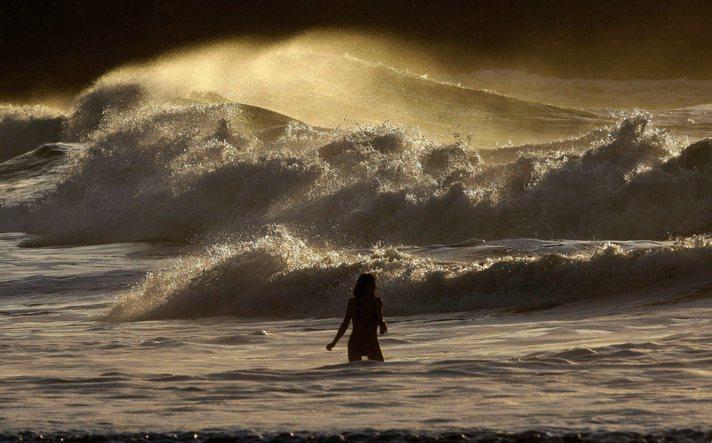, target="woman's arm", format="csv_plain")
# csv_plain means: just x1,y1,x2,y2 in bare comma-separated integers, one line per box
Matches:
326,300,353,350
378,298,387,335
